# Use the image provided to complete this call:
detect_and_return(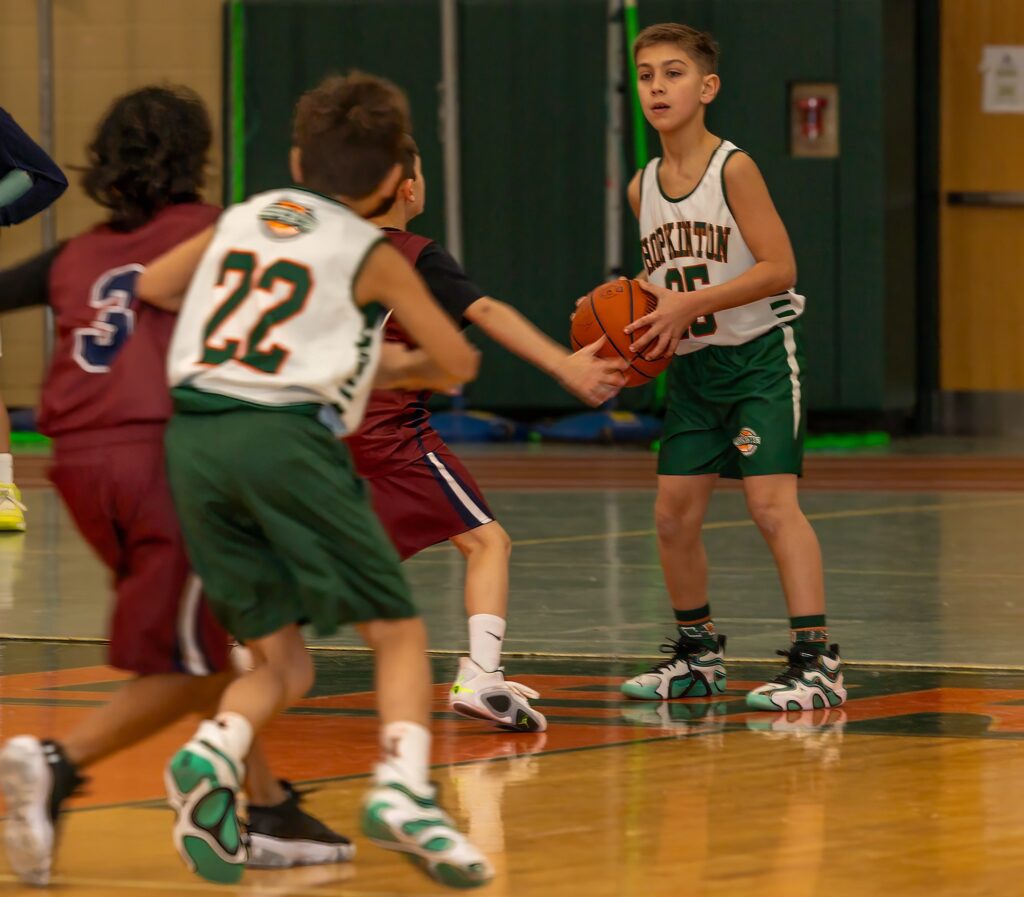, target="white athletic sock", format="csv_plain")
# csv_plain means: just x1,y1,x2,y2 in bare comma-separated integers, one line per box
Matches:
196,712,254,779
0,453,13,484
378,721,431,791
468,614,506,673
